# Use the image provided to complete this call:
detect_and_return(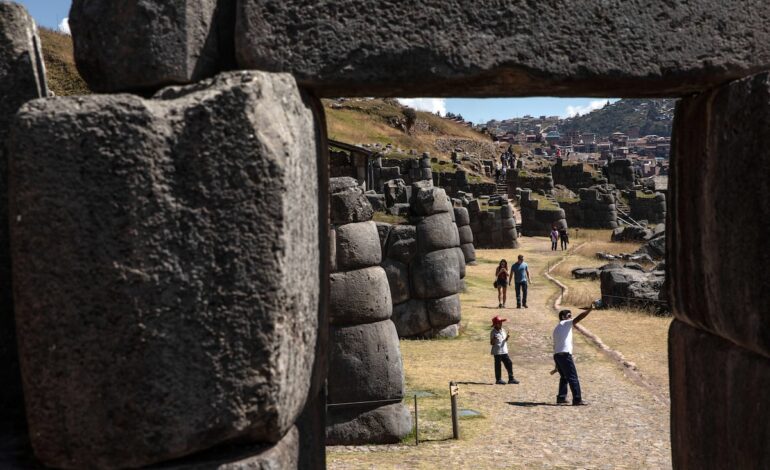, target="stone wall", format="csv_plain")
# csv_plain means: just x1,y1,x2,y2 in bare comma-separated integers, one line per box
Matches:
518,190,567,236
669,71,770,469
507,169,554,194
467,182,497,197
9,71,321,468
467,202,519,249
454,207,476,265
551,158,606,190
383,181,466,339
627,190,666,224
605,159,635,190
0,3,48,452
327,177,412,445
560,186,618,229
